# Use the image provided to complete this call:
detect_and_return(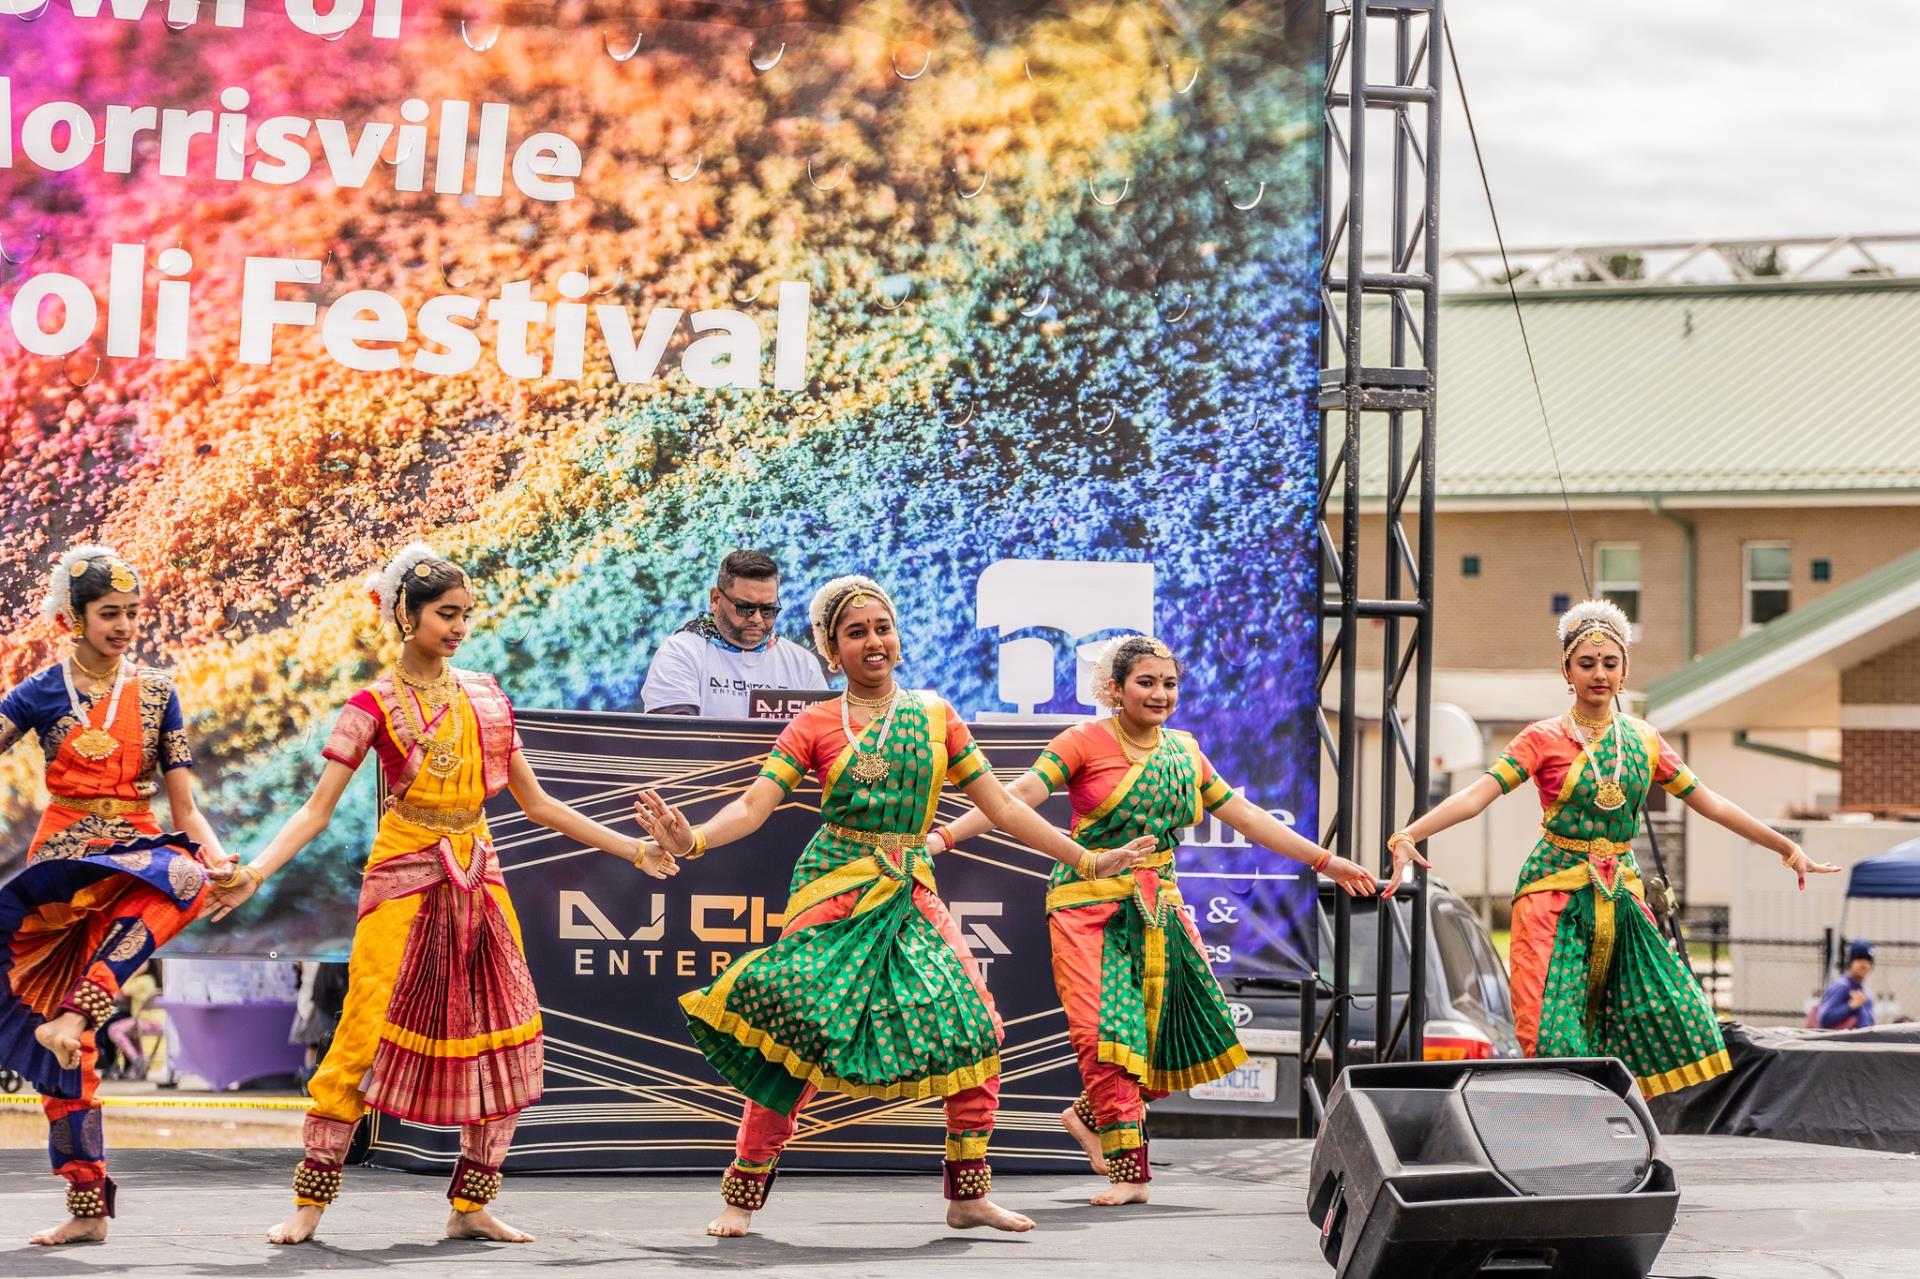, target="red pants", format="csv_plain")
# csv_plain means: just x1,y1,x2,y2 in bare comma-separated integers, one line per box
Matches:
734,1076,1001,1166
1050,900,1170,1143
